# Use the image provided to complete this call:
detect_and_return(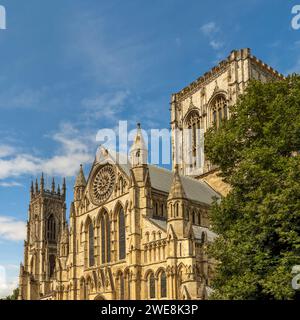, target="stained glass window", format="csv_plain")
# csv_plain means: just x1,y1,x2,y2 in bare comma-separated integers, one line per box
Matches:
161,272,167,298
89,222,95,267
149,273,155,299
106,216,111,263
101,216,105,264
47,214,56,241
119,209,126,260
